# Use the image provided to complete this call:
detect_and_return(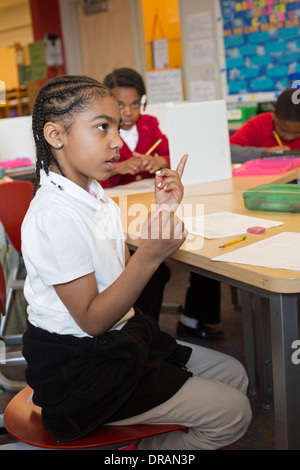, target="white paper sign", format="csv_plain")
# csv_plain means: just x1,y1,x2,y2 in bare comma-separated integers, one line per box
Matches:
151,38,169,70
166,100,232,186
187,12,213,39
190,80,216,102
146,69,183,104
189,38,214,65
